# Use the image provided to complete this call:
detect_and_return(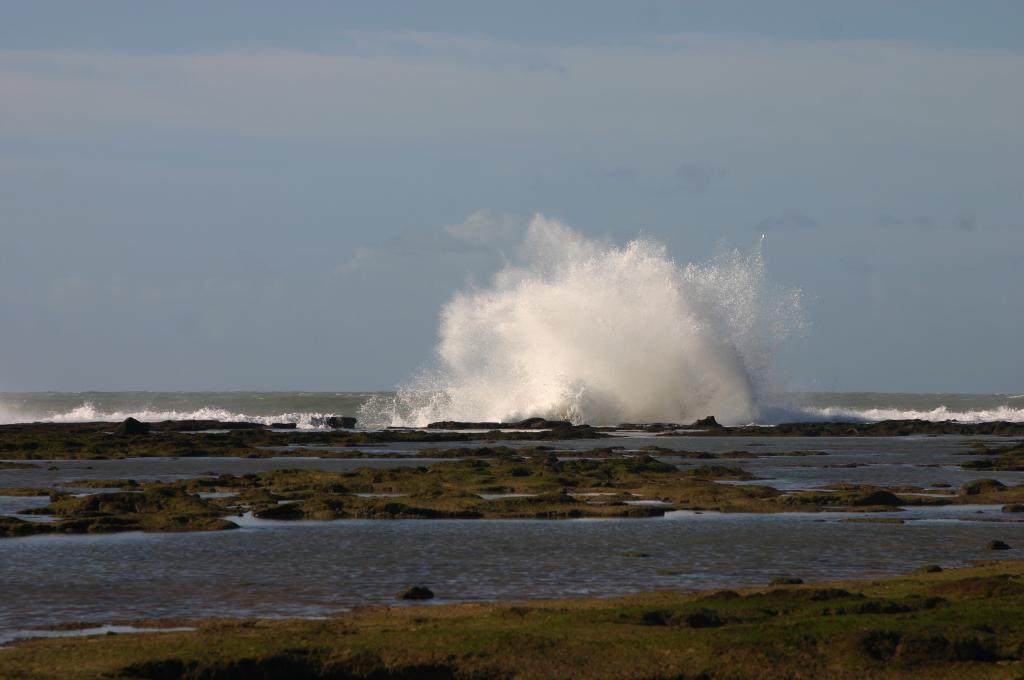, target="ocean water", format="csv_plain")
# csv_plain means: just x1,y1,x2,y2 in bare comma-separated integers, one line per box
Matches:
3,431,1024,642
0,391,1022,428
3,509,1022,644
